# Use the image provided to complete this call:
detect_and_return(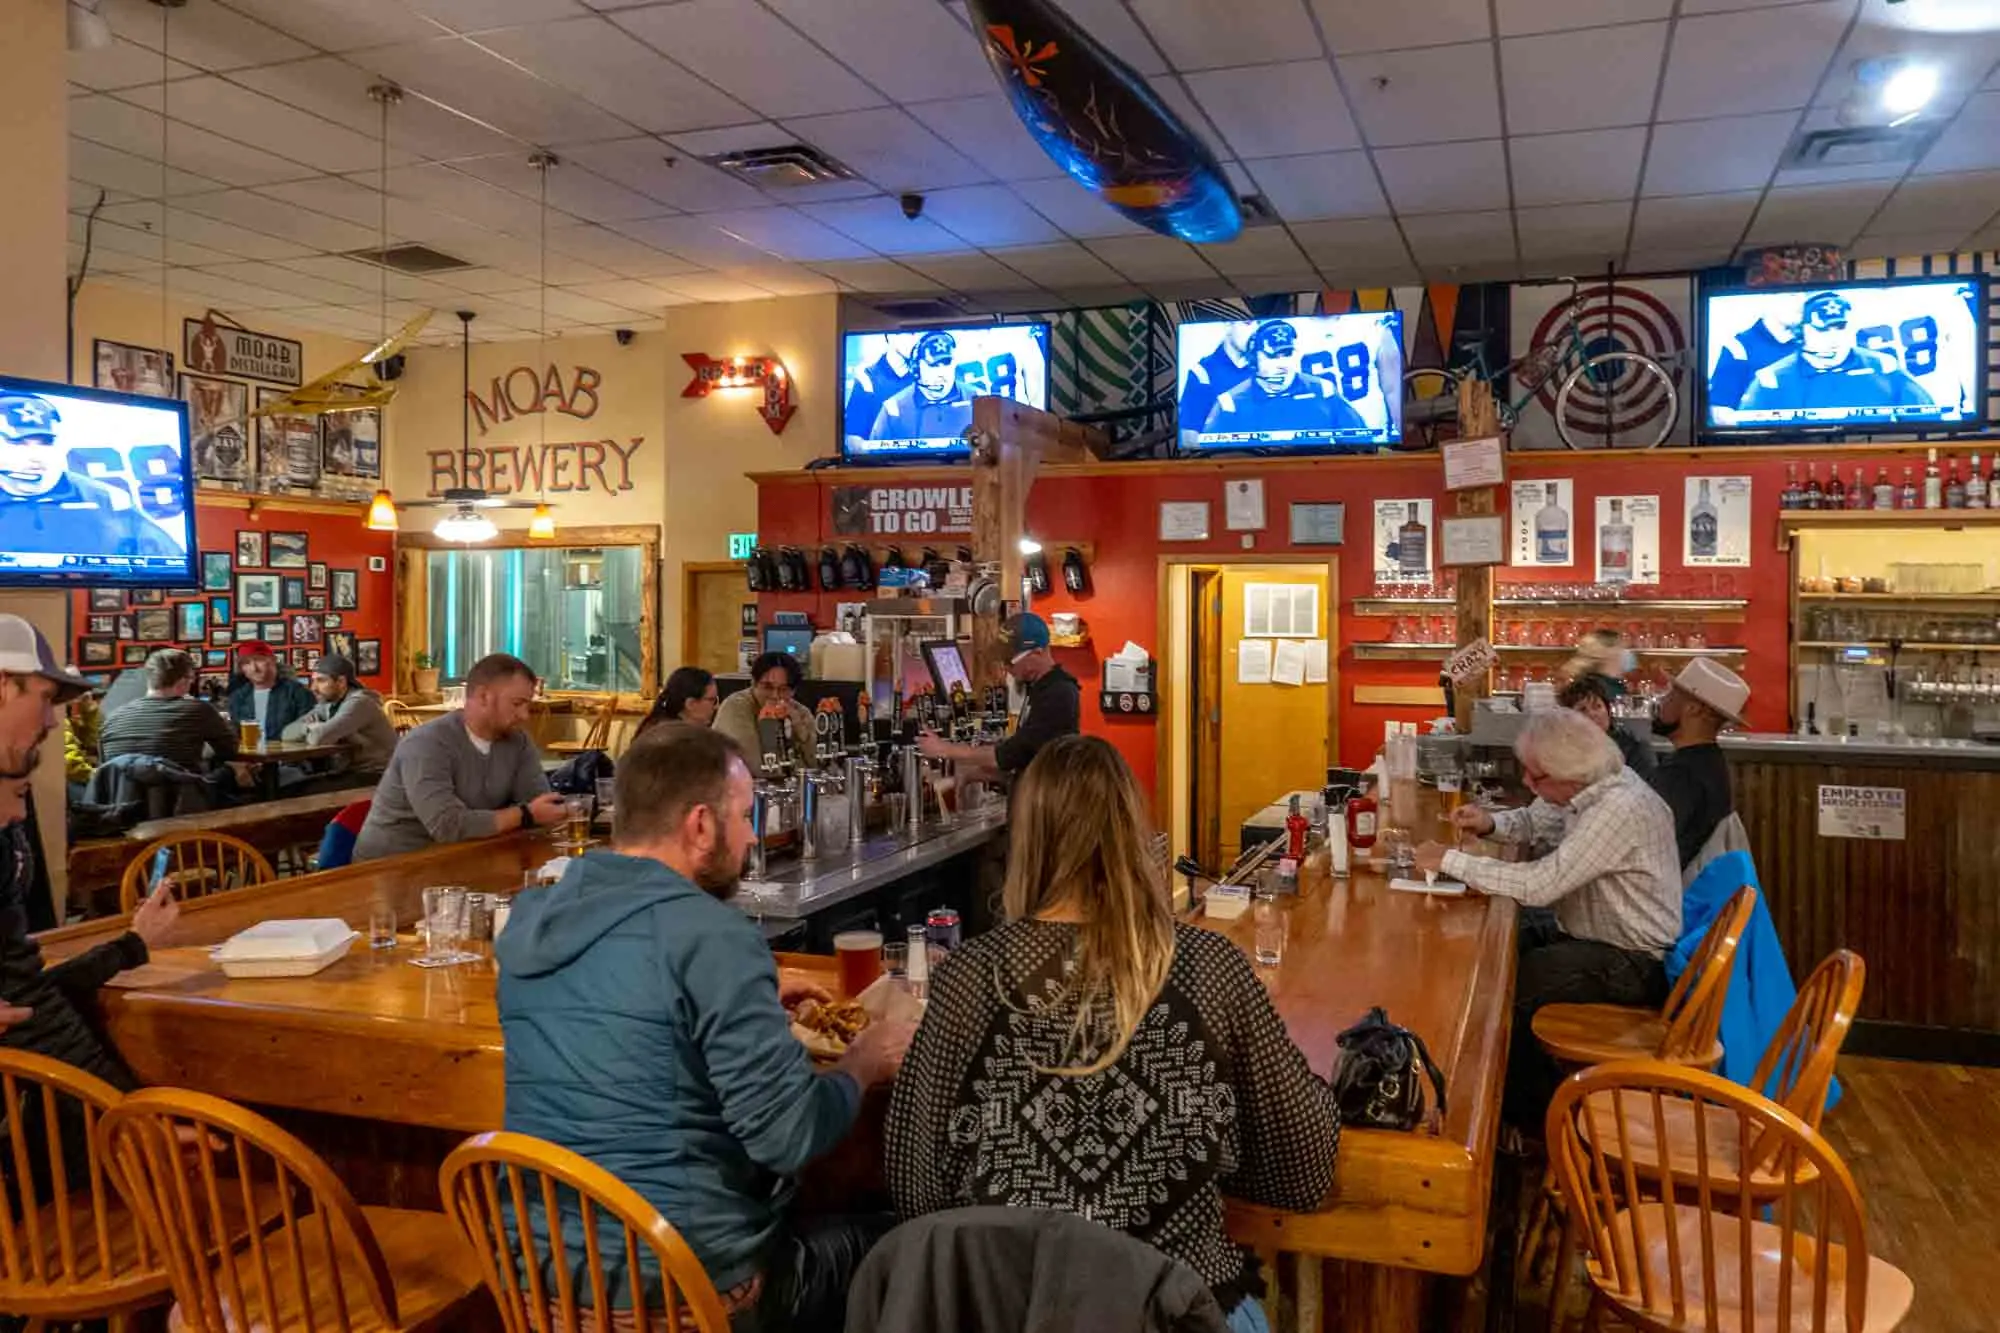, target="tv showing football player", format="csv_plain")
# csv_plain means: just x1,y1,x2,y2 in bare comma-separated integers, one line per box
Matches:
1702,279,1985,432
0,374,195,588
1177,312,1404,454
841,323,1050,460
